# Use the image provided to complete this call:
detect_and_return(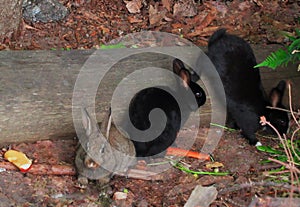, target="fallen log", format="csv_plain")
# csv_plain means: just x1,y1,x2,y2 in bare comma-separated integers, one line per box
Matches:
0,160,167,181
0,161,76,175
0,46,299,146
